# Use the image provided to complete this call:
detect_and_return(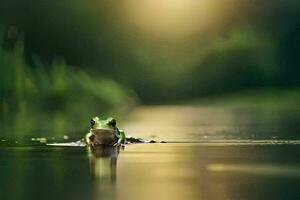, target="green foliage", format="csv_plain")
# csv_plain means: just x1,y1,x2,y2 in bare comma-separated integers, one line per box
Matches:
188,28,279,96
0,42,136,138
0,0,299,103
